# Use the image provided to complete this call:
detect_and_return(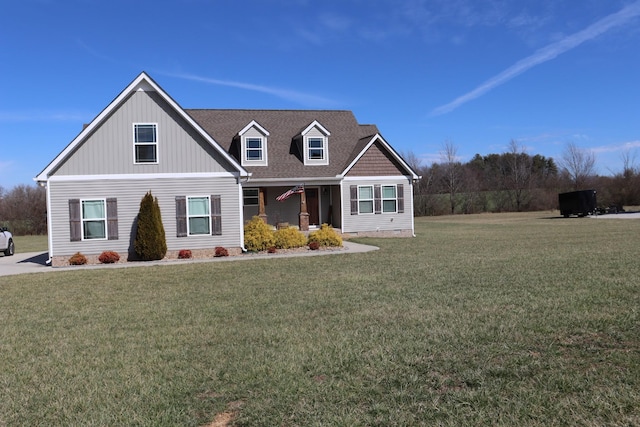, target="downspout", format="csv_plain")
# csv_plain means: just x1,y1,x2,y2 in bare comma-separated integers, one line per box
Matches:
40,179,54,265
